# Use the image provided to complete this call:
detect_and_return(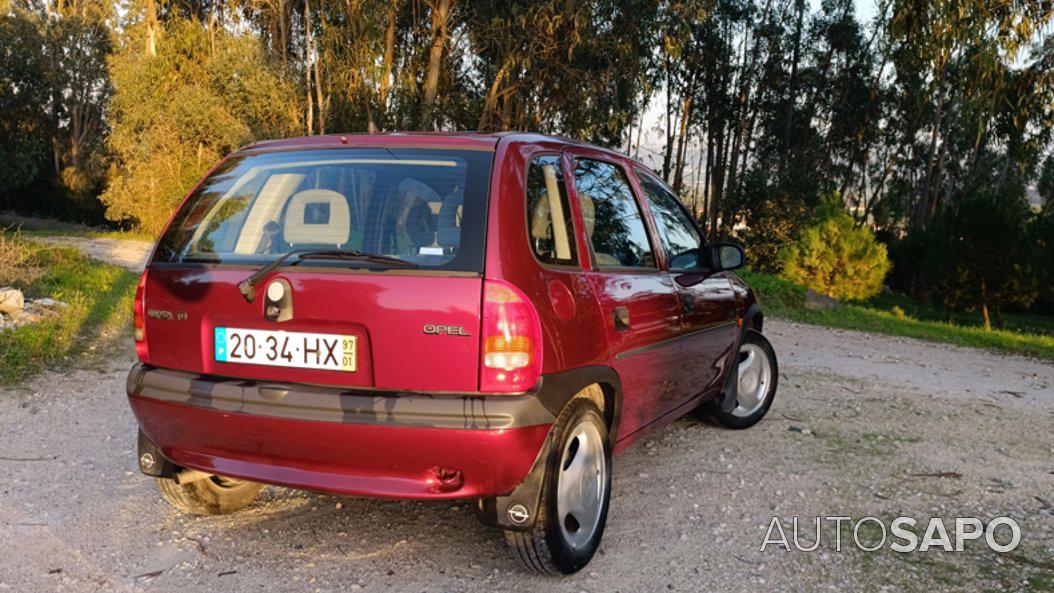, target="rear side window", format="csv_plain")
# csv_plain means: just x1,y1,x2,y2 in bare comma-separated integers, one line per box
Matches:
638,172,705,271
154,148,493,272
572,159,655,268
525,155,577,266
